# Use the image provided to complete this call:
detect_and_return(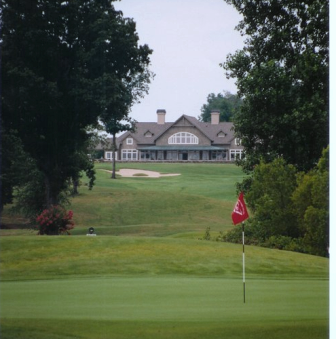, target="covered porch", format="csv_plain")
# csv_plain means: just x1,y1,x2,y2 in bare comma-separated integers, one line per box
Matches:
137,146,229,161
